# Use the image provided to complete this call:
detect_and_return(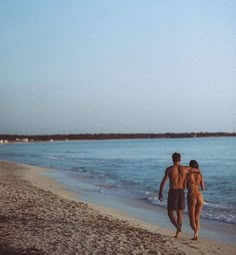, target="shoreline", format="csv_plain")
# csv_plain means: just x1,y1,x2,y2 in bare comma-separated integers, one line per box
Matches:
41,166,236,245
78,189,236,244
0,160,235,254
